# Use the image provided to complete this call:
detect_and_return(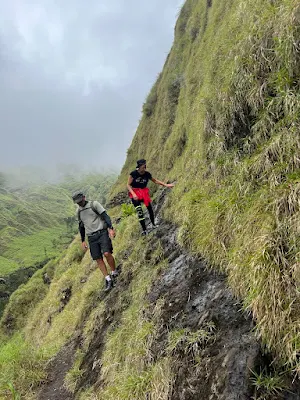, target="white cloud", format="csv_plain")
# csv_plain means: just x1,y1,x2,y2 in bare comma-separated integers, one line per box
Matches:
0,0,184,171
